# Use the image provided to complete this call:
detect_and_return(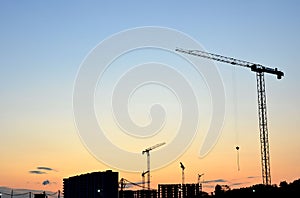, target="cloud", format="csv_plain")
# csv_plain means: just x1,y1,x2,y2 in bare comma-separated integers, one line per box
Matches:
202,179,229,190
230,182,249,186
37,167,54,171
29,170,47,174
203,179,227,184
247,176,259,179
42,180,50,185
29,166,57,175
